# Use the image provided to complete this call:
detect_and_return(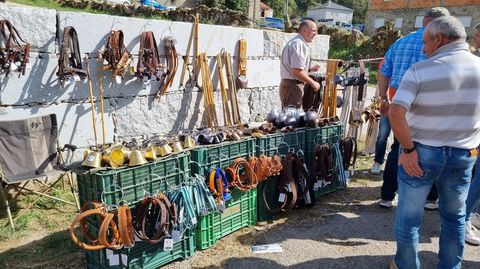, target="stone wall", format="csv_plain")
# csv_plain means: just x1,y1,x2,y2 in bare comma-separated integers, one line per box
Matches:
0,4,329,153
365,4,480,38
